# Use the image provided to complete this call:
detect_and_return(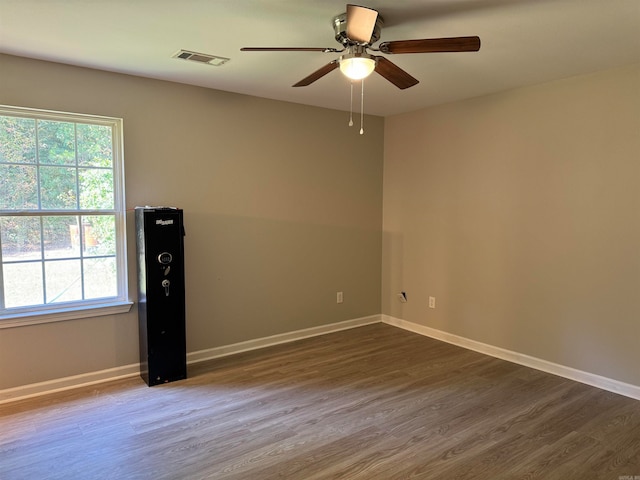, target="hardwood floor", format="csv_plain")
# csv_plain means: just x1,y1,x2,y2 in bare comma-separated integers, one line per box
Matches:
1,323,638,479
